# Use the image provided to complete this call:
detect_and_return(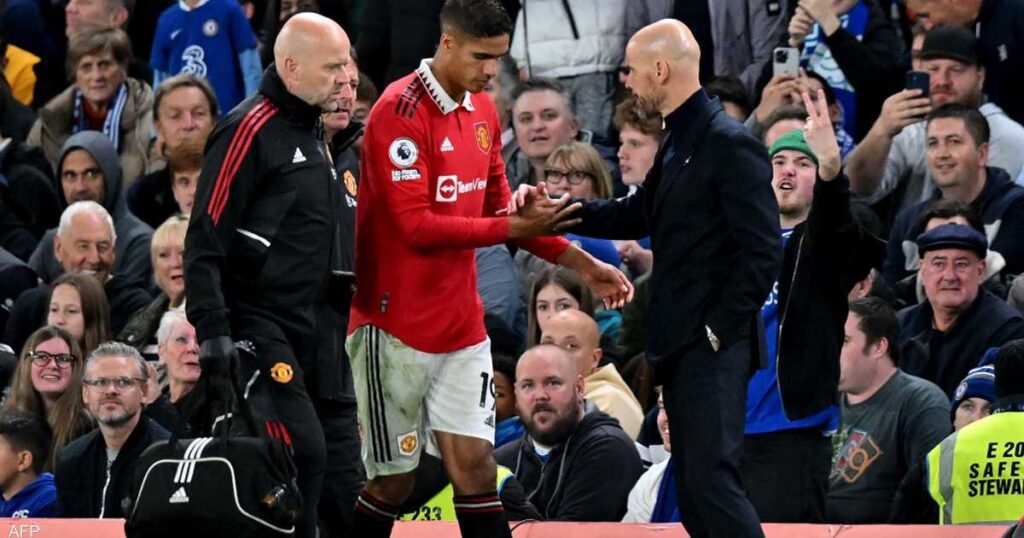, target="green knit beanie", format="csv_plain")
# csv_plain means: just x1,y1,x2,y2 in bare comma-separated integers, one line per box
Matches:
769,128,818,165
